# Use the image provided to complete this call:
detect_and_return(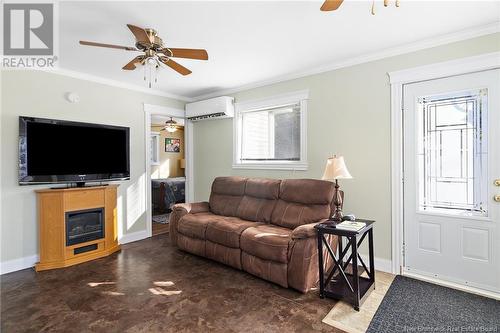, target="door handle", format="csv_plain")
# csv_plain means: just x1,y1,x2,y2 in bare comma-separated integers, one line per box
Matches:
495,179,500,186
495,195,500,203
